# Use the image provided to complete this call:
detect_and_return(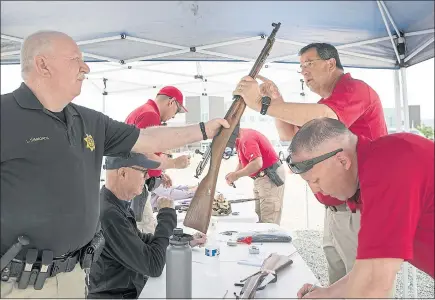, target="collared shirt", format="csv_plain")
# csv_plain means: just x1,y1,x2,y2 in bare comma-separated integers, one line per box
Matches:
356,134,434,278
88,186,177,298
316,73,388,208
1,83,140,258
125,100,162,178
235,128,279,177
